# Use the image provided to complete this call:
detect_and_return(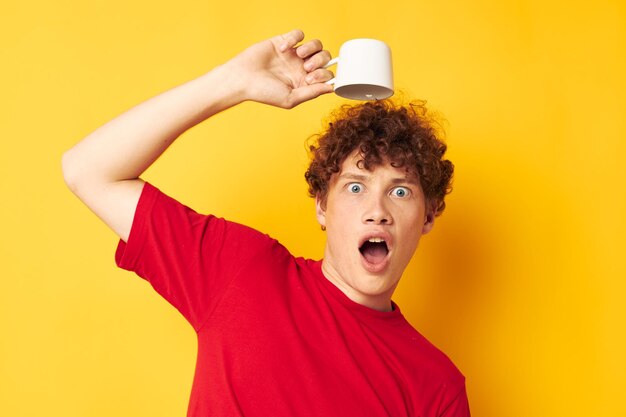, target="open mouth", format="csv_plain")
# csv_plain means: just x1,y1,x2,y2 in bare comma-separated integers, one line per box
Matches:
359,238,389,265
